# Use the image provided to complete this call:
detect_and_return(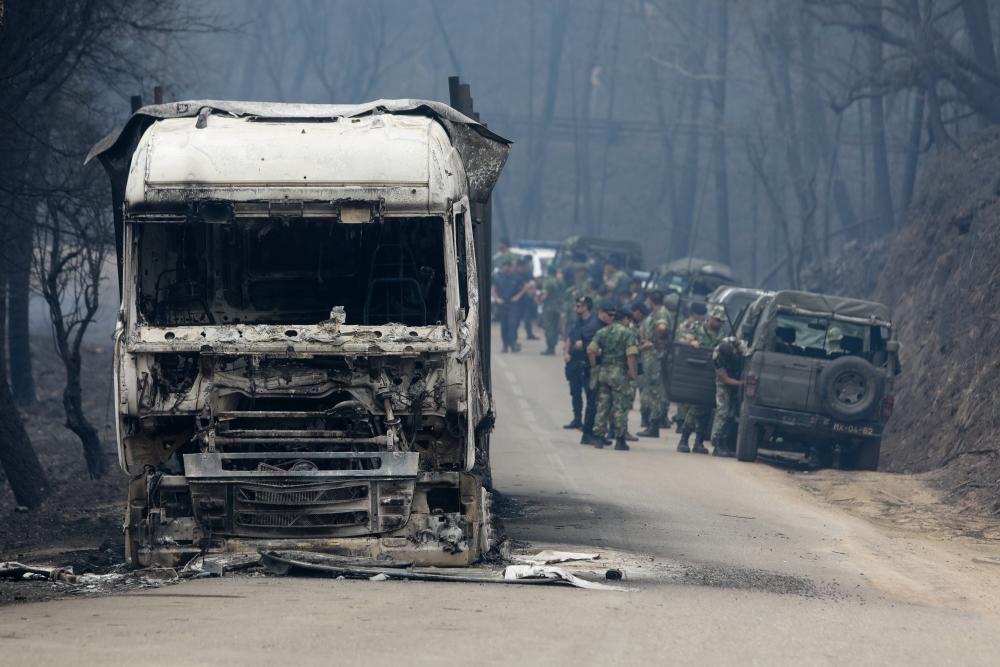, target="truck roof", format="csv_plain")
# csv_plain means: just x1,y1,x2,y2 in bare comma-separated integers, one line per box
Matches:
769,290,891,325
88,99,511,216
